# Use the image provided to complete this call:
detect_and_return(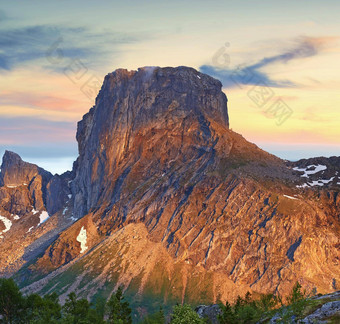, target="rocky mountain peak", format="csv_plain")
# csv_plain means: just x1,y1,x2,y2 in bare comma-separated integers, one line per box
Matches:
2,150,22,164
0,151,52,187
95,66,229,130
73,66,231,218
